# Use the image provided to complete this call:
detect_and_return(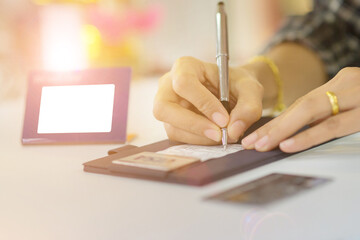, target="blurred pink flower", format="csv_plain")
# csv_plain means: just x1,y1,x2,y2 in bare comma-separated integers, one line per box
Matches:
87,4,164,43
